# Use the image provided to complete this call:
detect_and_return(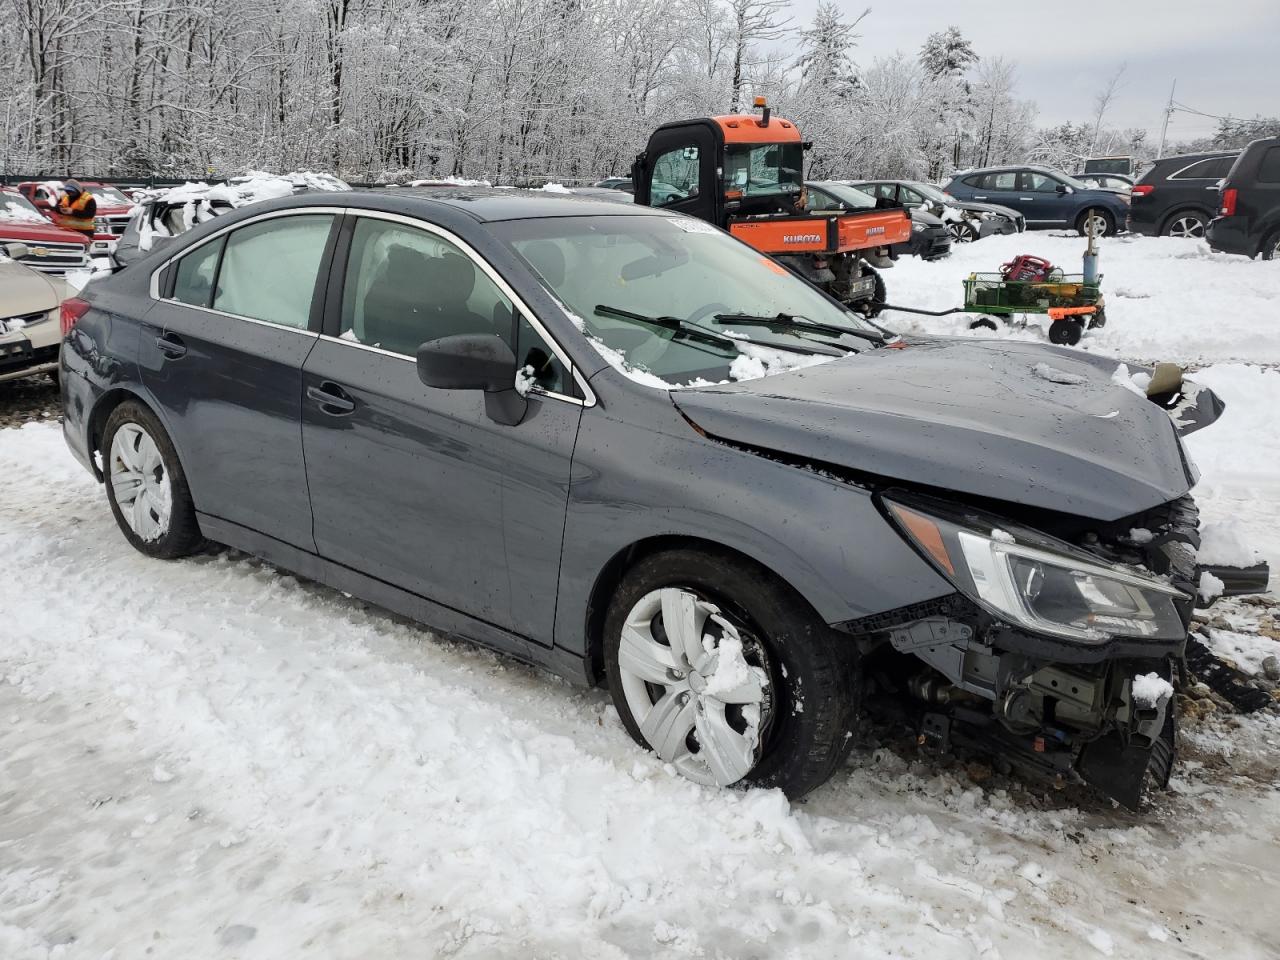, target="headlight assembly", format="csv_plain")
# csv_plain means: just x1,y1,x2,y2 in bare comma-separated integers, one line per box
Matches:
885,498,1189,644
